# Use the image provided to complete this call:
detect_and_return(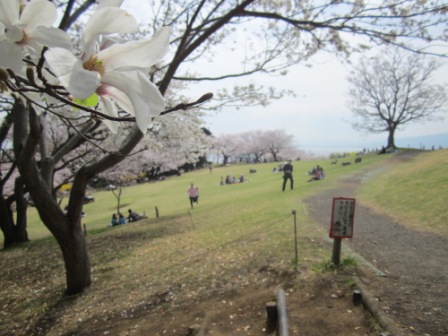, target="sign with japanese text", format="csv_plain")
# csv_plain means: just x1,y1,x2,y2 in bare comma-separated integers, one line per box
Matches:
329,197,356,238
